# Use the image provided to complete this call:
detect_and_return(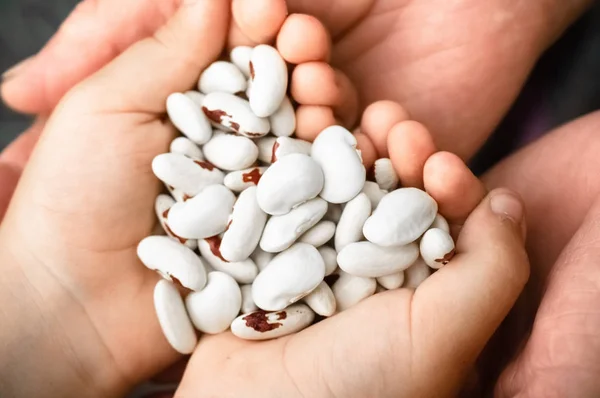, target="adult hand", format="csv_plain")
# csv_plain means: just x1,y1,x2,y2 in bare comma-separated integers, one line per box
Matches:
476,112,600,396
1,0,592,159
0,1,531,397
